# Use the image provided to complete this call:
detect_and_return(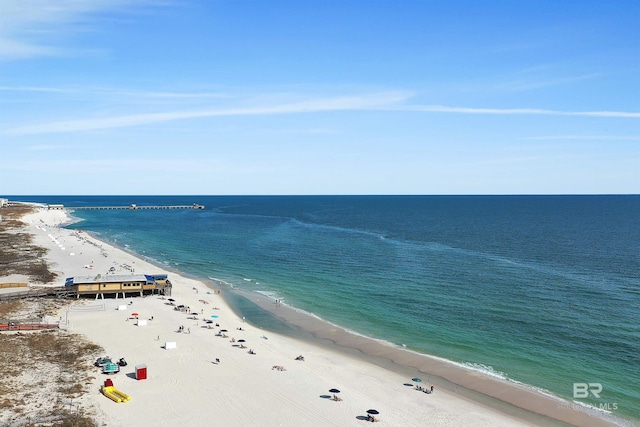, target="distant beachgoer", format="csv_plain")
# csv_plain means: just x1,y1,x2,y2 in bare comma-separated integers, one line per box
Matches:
215,358,220,363
431,385,434,393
